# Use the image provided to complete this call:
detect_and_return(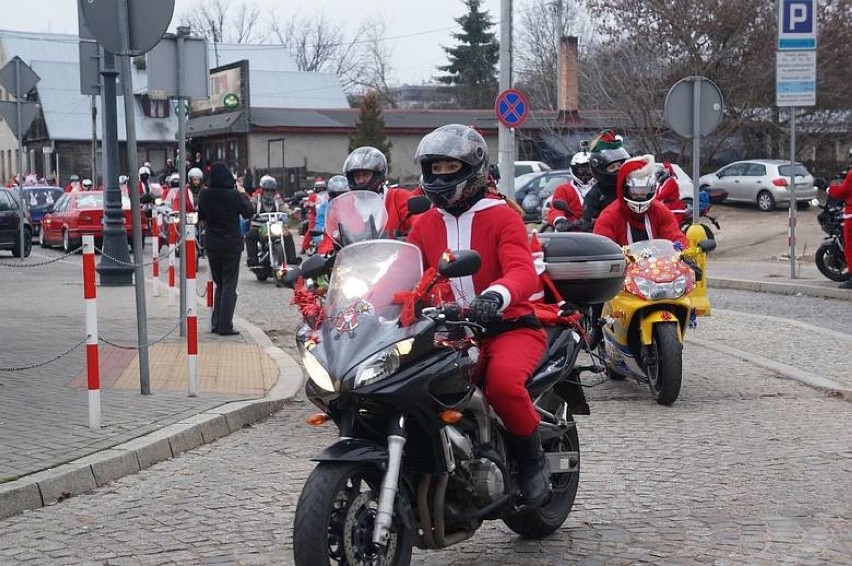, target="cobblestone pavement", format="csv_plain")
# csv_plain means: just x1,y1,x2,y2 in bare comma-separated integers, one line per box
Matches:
0,267,849,564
